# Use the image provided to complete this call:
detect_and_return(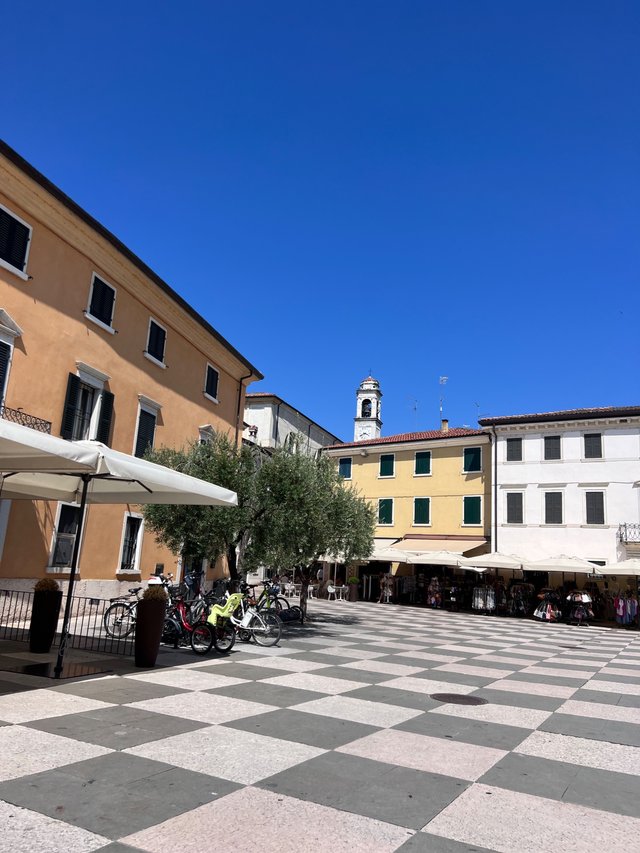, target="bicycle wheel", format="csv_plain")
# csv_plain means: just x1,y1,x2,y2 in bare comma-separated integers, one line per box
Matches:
212,618,236,653
190,622,214,655
261,596,289,612
249,611,281,646
103,602,135,638
161,618,181,647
